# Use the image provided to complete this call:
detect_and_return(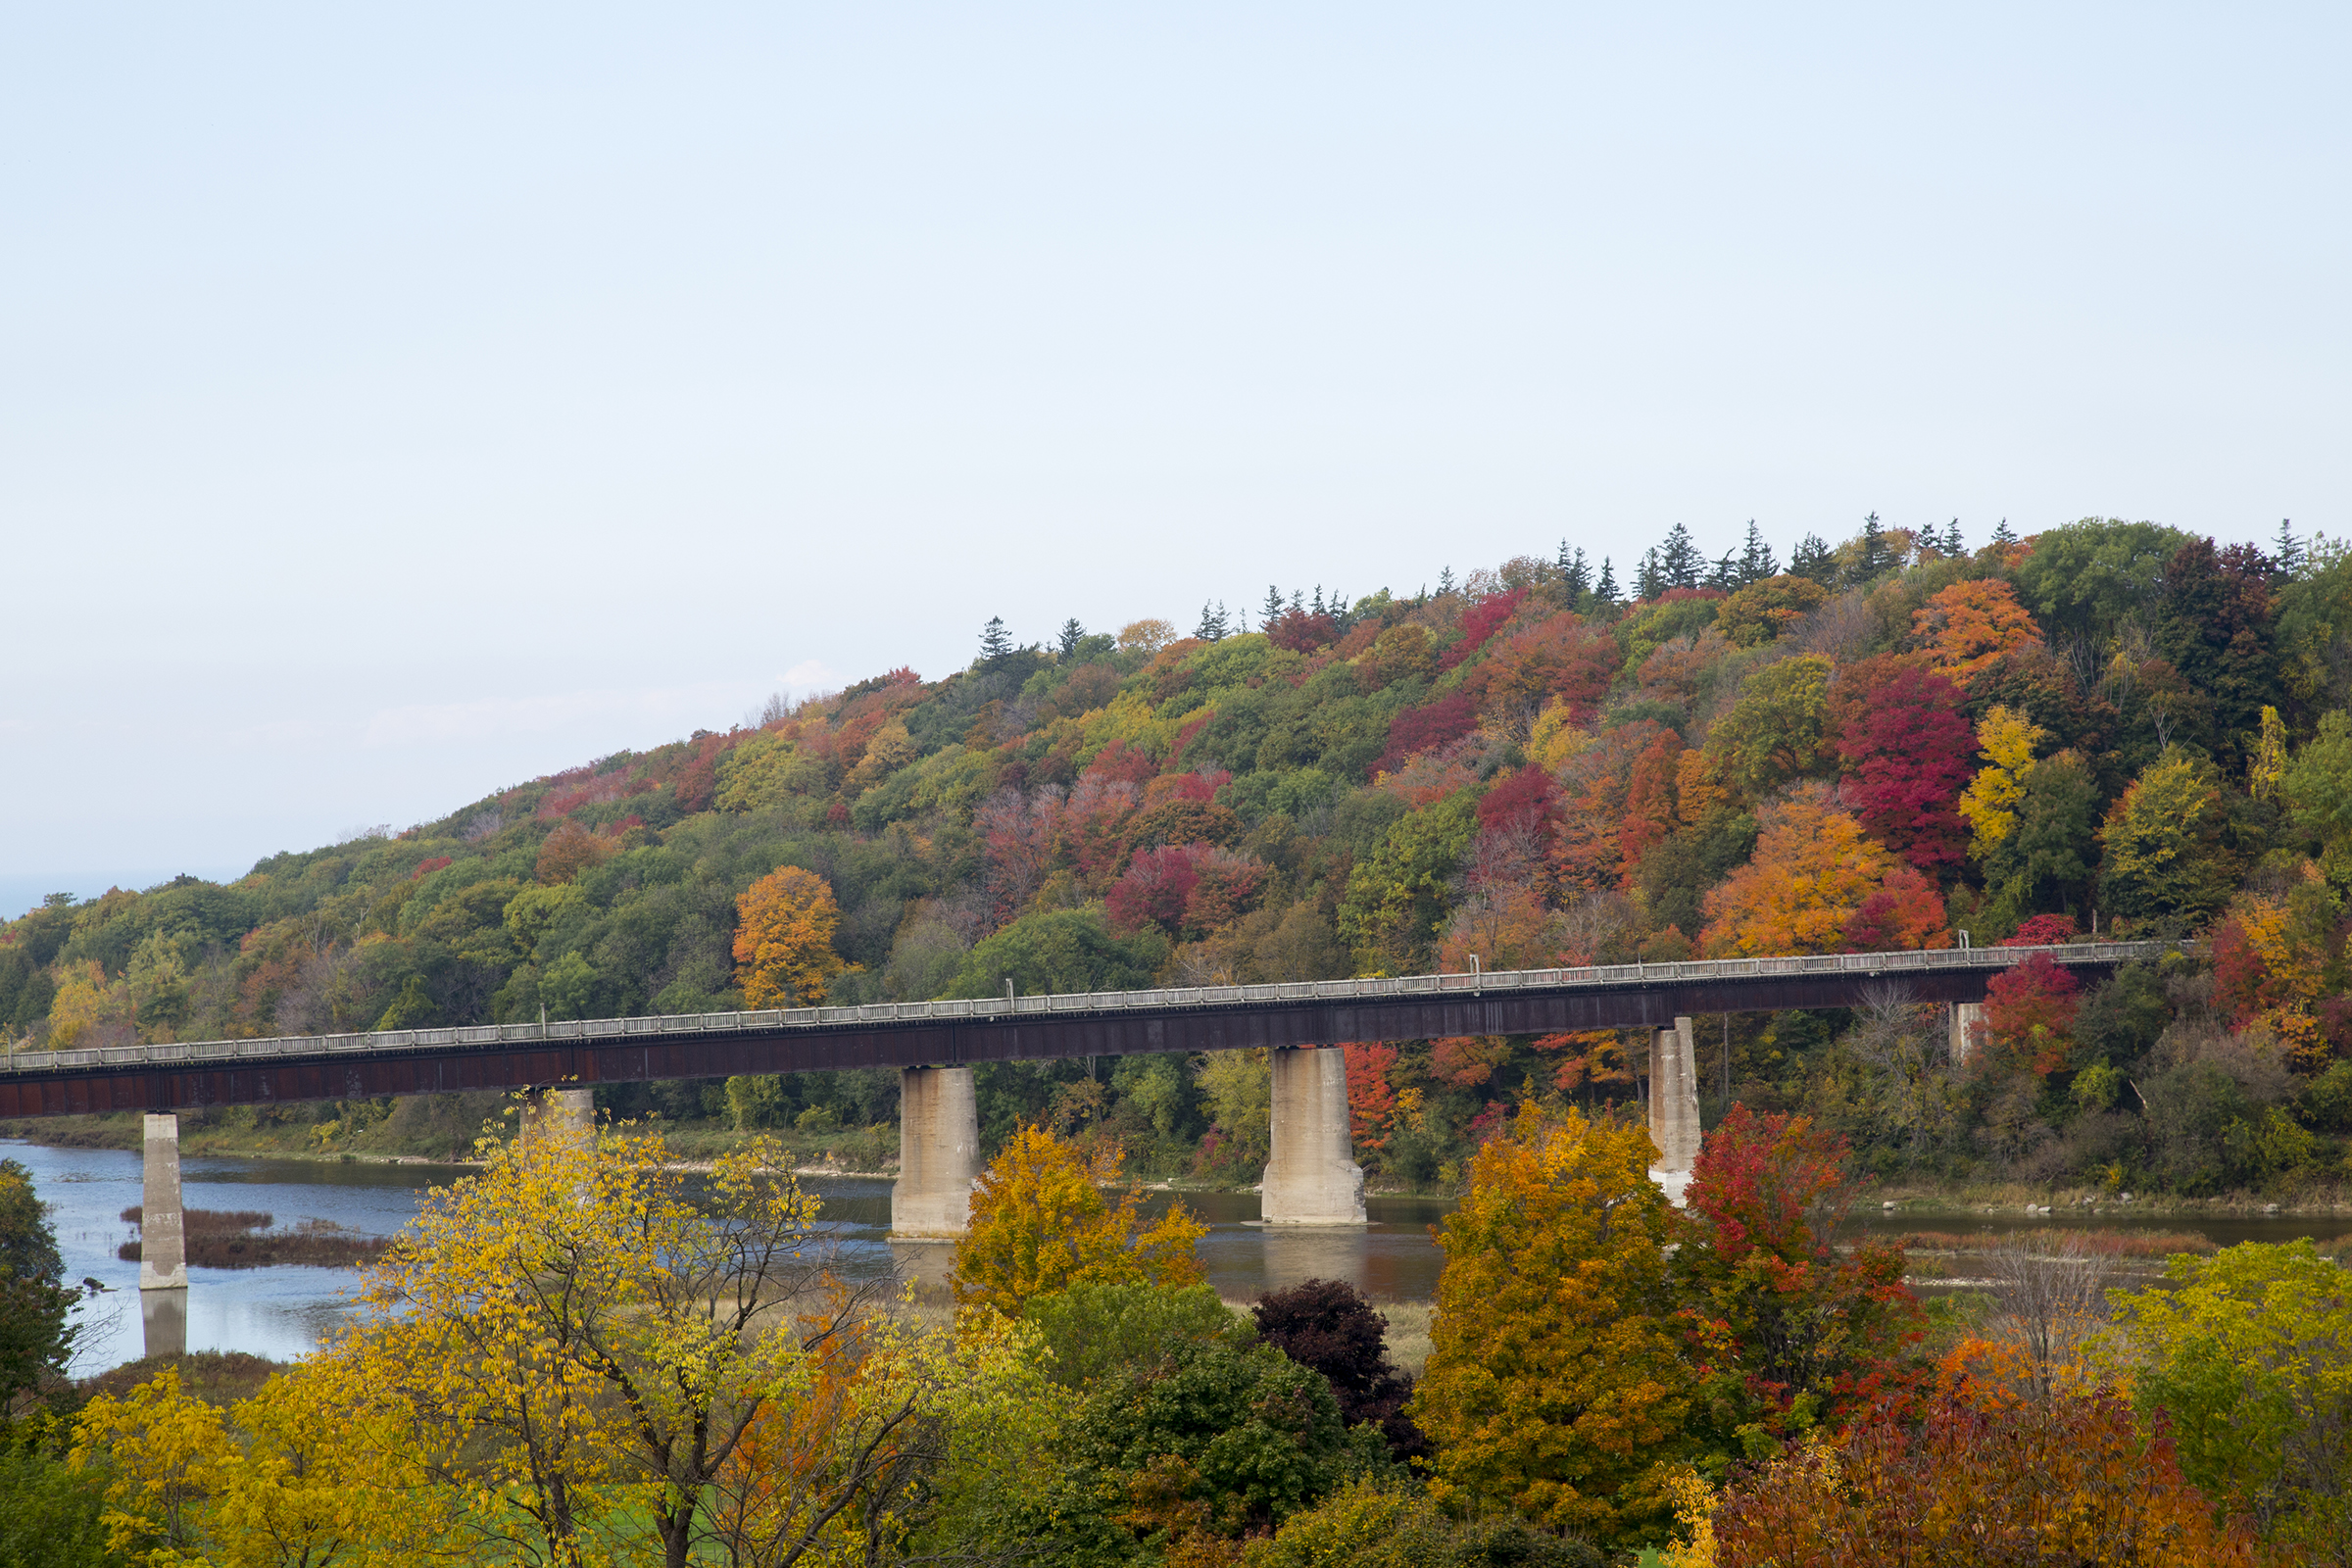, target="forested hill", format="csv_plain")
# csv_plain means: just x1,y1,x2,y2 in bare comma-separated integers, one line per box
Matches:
7,515,2352,1193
